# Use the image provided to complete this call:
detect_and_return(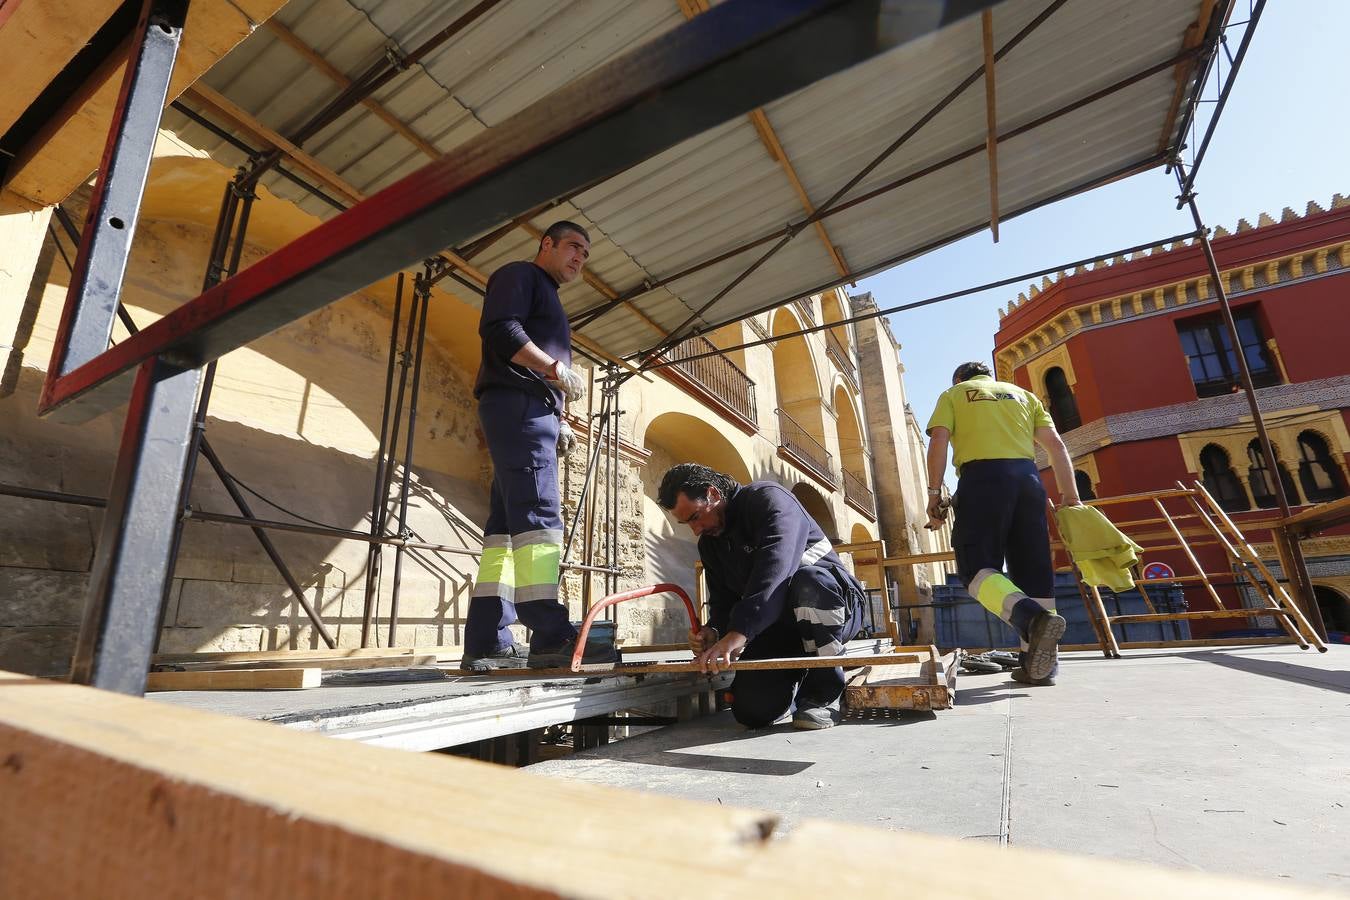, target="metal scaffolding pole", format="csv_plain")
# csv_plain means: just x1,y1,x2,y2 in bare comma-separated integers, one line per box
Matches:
1173,161,1327,639
387,265,434,646
362,270,421,646
361,273,405,643
59,0,192,694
